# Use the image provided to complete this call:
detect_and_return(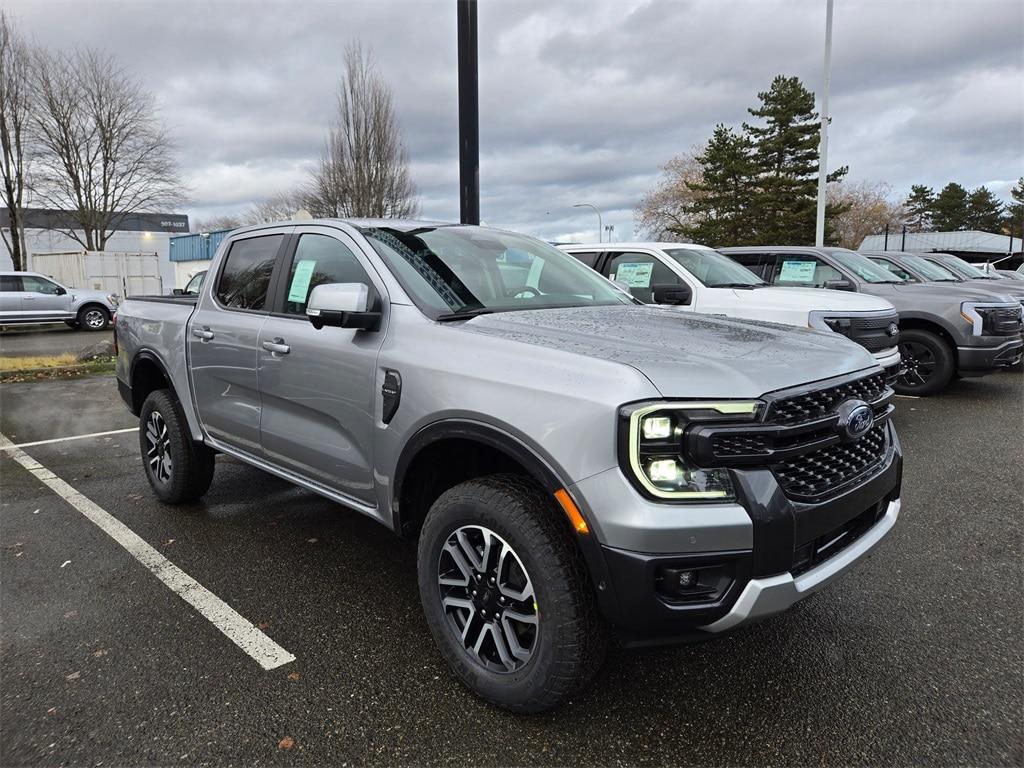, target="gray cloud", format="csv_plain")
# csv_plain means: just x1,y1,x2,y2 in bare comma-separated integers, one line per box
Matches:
9,0,1022,240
